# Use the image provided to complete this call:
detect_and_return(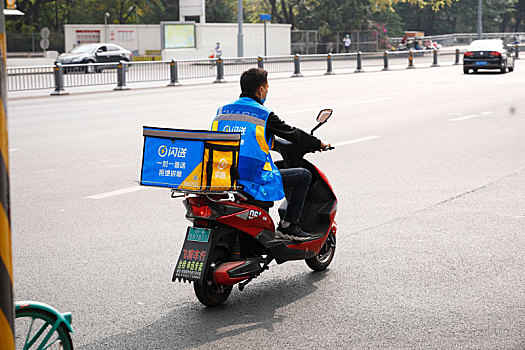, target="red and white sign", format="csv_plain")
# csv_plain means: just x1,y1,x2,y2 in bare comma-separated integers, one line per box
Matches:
75,30,101,44
117,30,135,42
